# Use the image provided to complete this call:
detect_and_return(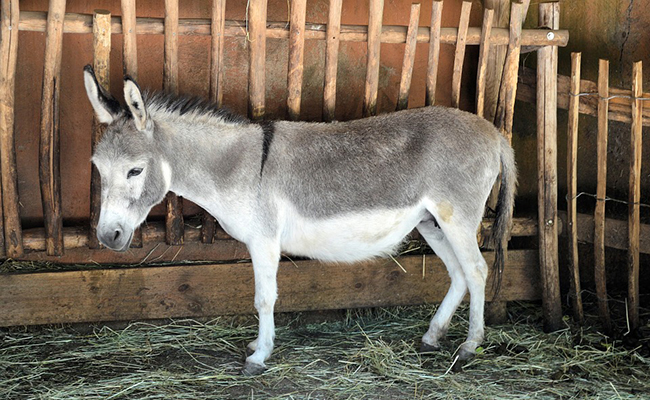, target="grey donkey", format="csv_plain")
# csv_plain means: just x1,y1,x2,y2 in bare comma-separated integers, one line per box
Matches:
83,65,516,375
